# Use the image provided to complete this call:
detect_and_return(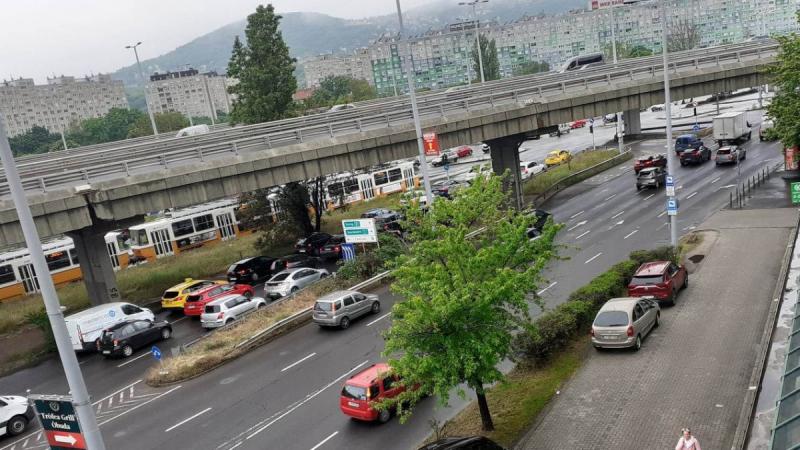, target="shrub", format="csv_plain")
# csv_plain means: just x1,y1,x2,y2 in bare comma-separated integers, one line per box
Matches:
629,246,676,266
336,233,403,280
